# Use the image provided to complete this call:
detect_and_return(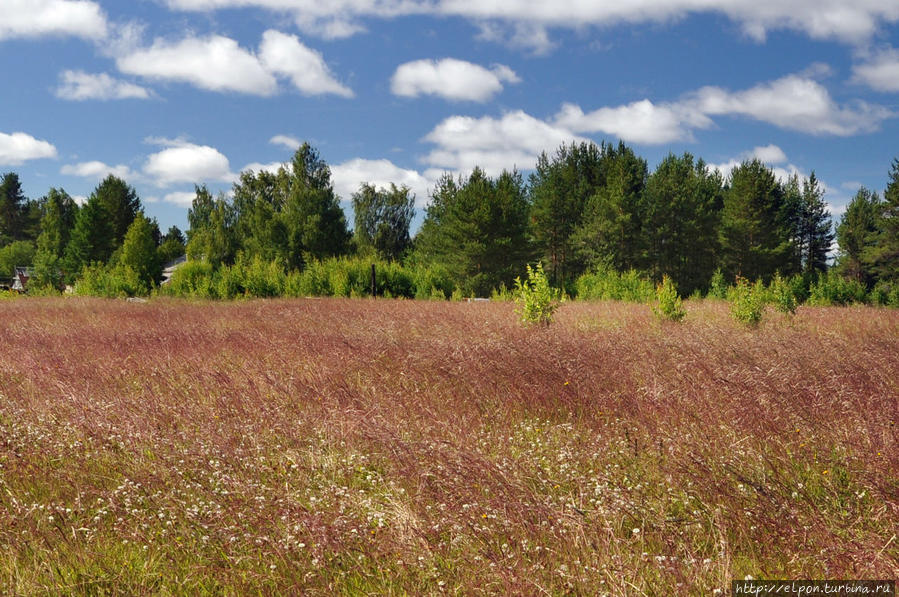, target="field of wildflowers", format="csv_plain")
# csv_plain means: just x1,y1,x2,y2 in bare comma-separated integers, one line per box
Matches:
0,297,896,594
